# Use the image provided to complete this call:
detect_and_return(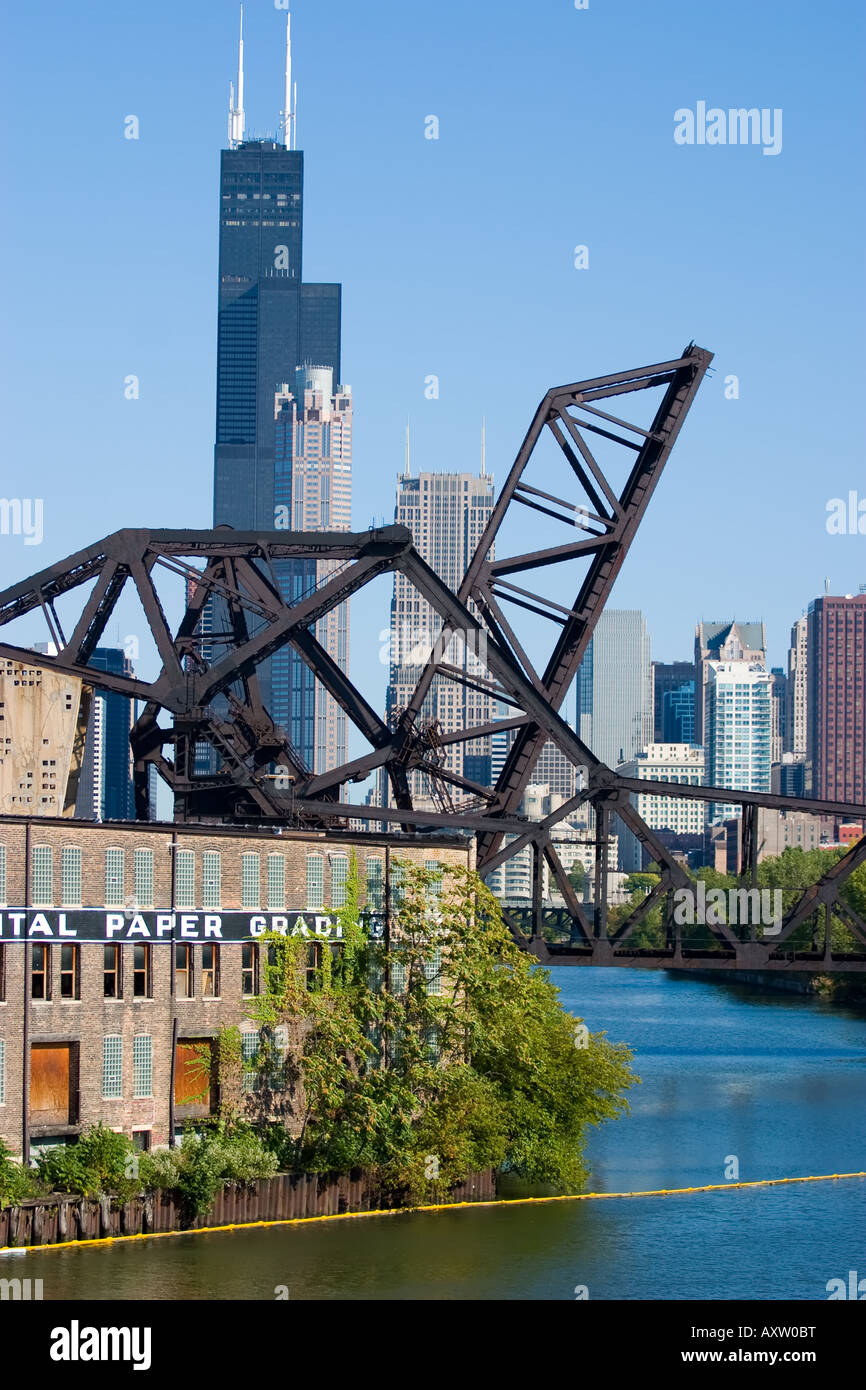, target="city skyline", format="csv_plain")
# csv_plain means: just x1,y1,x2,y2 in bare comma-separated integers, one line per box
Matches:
2,1,864,704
